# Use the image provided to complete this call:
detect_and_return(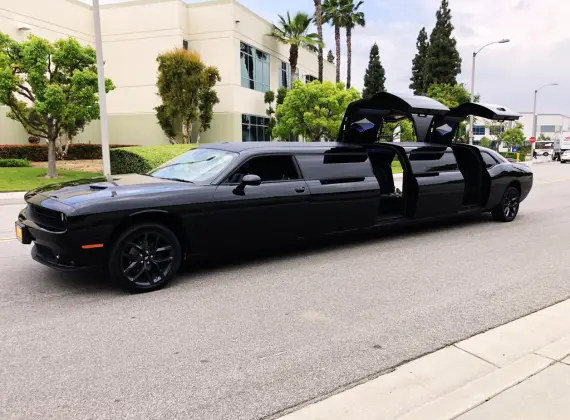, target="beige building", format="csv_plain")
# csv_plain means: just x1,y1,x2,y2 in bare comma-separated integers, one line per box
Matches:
0,0,335,145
